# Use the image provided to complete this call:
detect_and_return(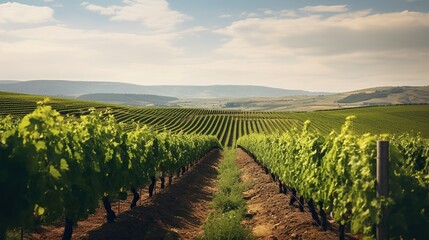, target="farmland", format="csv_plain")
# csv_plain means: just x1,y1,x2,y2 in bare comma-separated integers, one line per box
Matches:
1,90,429,239
1,91,428,147
2,0,429,238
